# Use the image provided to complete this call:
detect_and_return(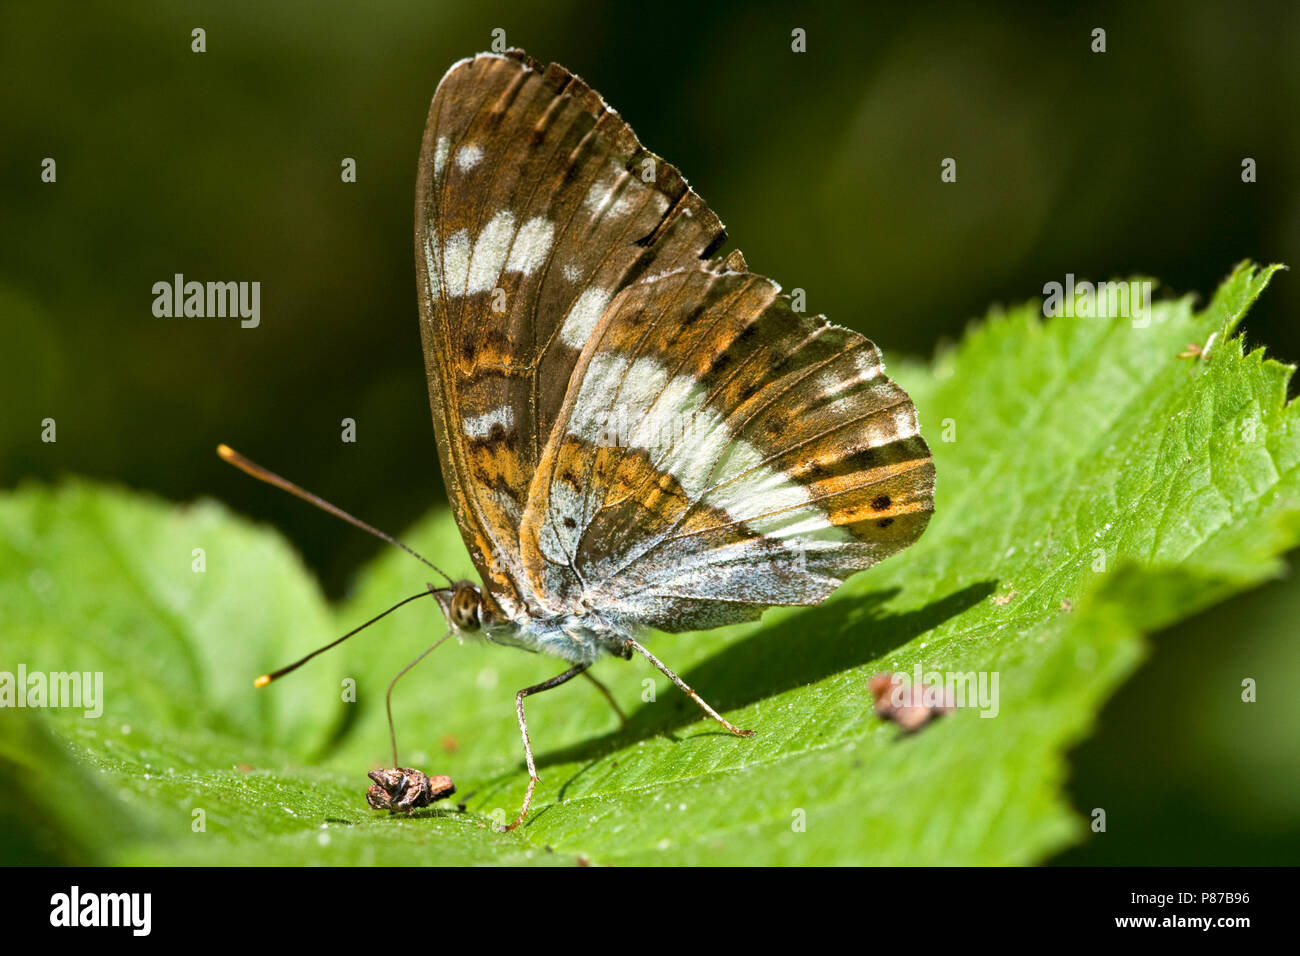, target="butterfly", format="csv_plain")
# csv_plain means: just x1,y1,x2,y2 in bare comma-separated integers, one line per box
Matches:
224,48,933,830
